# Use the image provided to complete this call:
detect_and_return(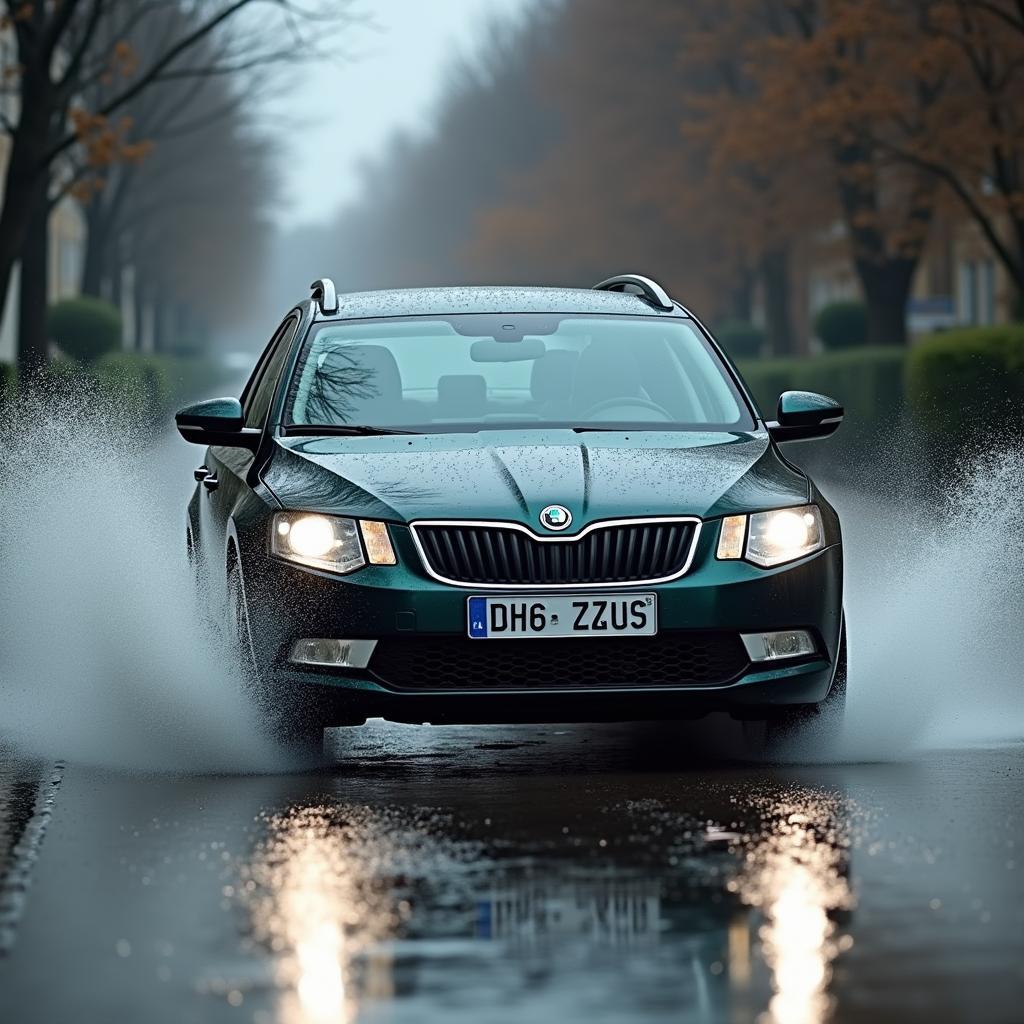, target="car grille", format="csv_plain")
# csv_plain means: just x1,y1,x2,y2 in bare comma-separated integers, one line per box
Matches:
368,632,749,692
412,519,699,586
